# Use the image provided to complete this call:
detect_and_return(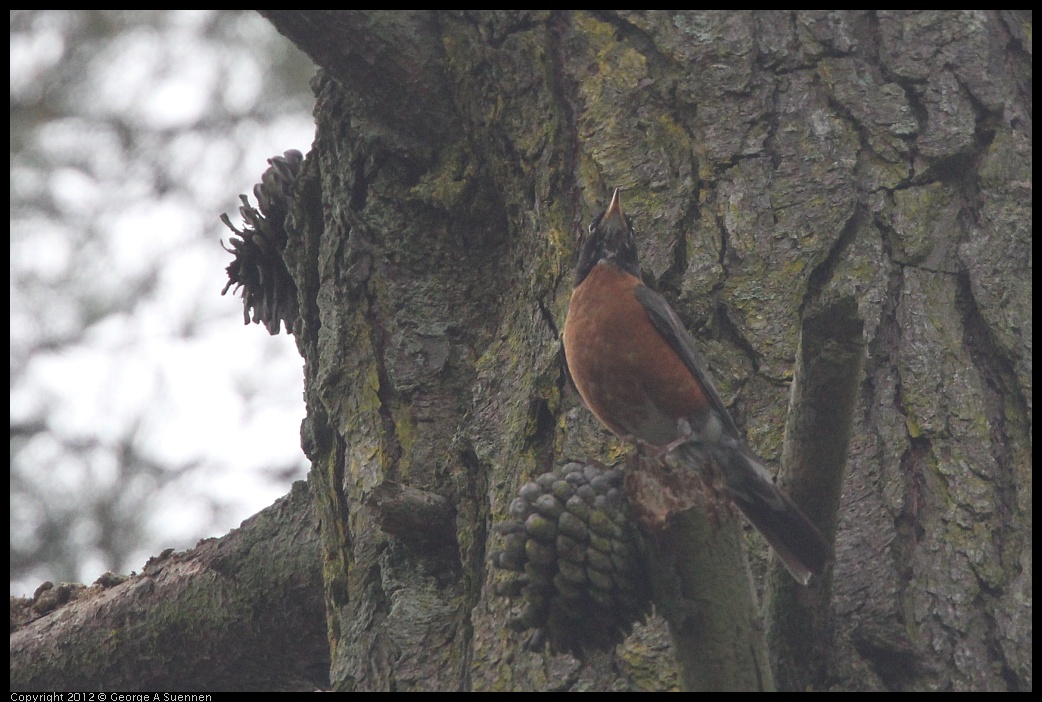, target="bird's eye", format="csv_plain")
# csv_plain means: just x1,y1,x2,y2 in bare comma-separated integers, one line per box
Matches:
588,221,596,234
